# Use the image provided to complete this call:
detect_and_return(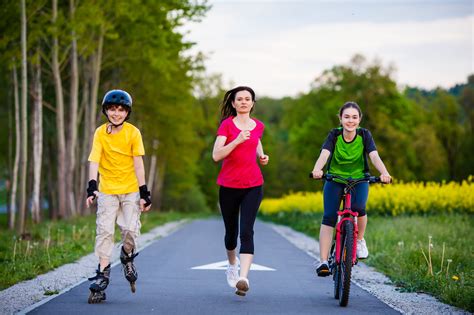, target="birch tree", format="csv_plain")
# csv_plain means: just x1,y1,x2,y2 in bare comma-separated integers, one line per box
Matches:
9,63,20,230
51,0,67,218
66,0,79,217
31,49,43,223
18,0,28,234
